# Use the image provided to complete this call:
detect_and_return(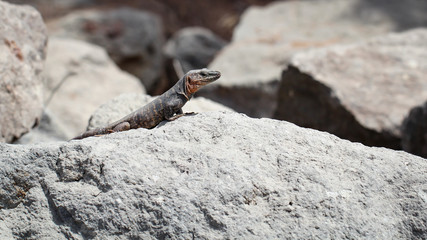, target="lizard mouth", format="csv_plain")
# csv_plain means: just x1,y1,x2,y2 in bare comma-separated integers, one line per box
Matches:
200,70,221,84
